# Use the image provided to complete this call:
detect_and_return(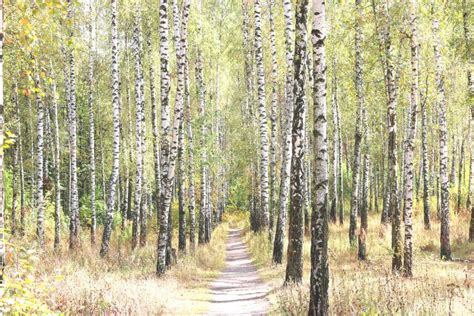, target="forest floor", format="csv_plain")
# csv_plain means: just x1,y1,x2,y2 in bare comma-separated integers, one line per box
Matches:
208,228,271,315
242,207,474,315
4,219,230,314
